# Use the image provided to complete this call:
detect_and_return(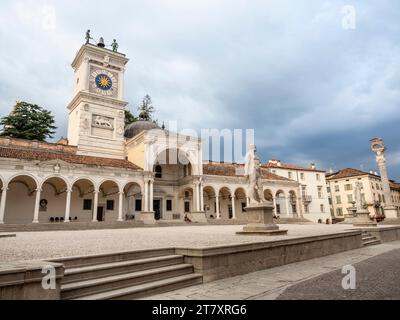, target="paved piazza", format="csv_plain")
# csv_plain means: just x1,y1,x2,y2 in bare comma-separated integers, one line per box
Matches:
0,224,353,263
144,240,400,300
